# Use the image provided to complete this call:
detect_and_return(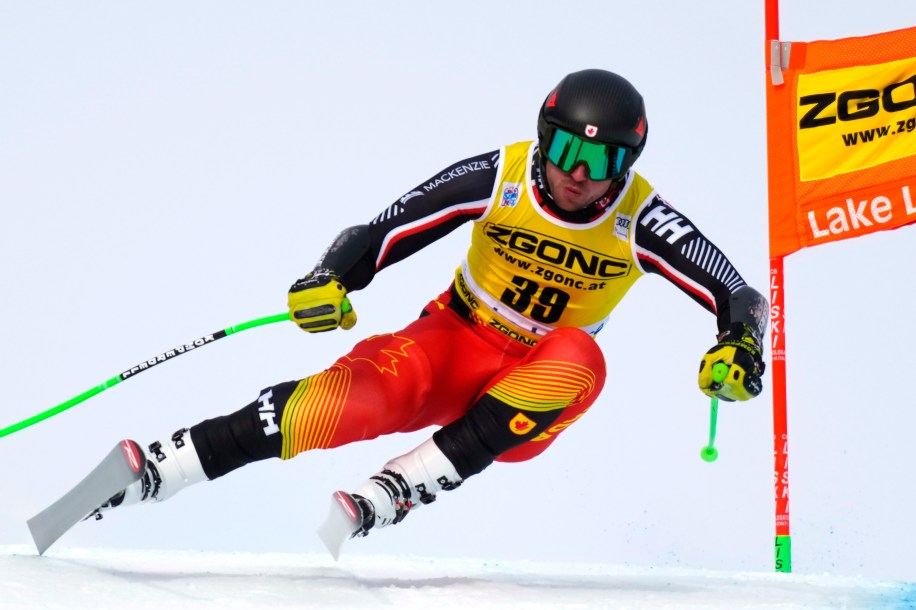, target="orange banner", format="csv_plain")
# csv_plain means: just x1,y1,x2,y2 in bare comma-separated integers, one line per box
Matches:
767,26,916,257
